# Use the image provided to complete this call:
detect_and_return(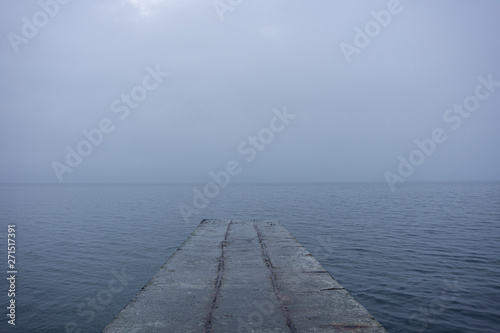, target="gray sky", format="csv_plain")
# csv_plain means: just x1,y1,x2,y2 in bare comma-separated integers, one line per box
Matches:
1,0,499,183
